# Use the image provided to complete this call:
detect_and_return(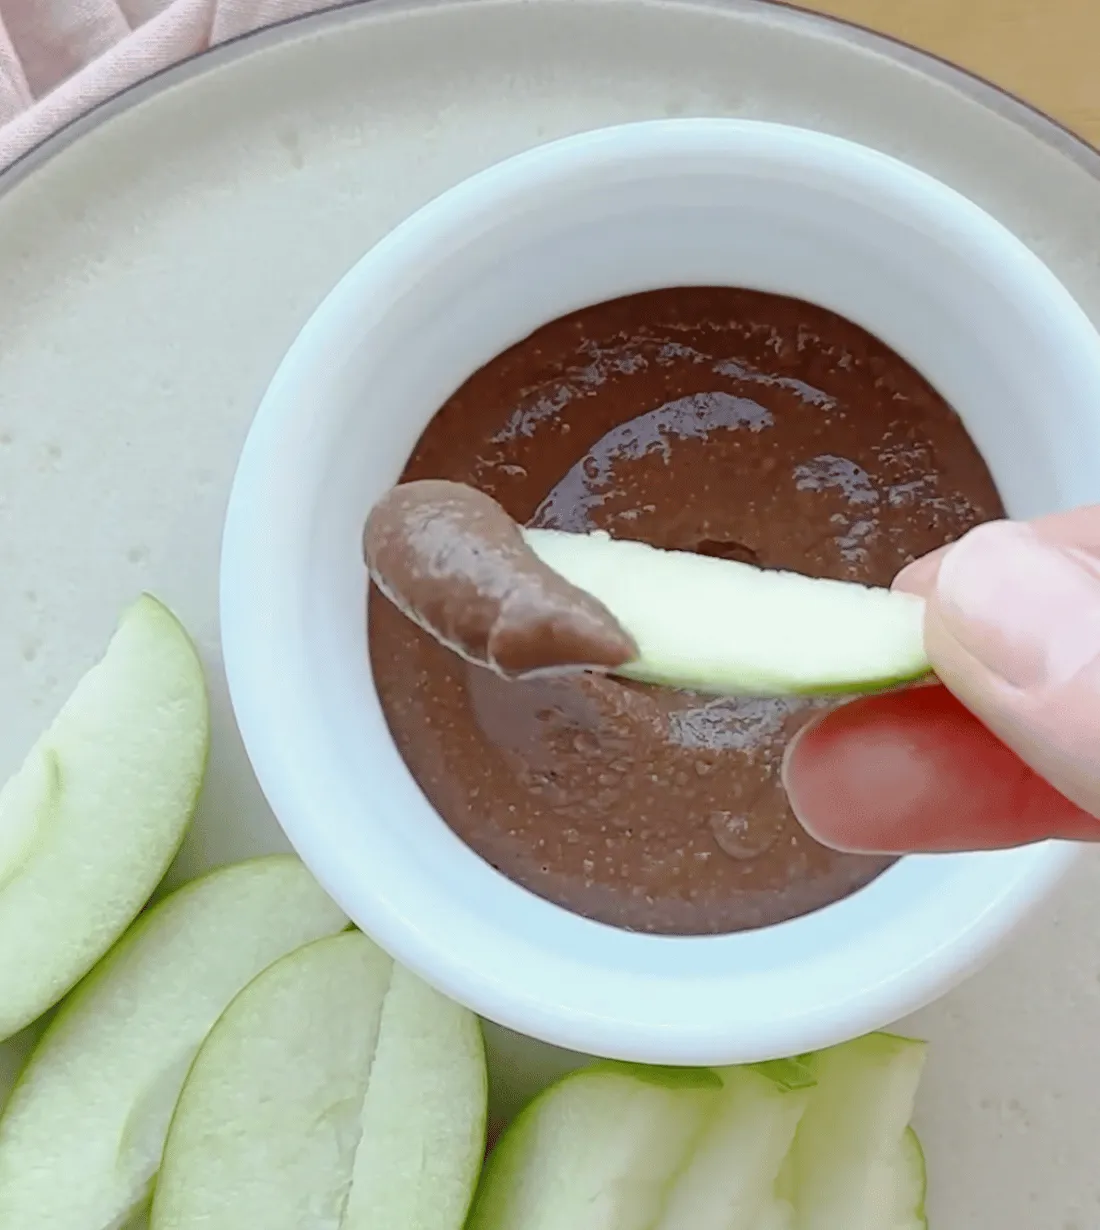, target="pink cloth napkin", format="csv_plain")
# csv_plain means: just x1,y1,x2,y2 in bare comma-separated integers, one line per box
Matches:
0,0,340,169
